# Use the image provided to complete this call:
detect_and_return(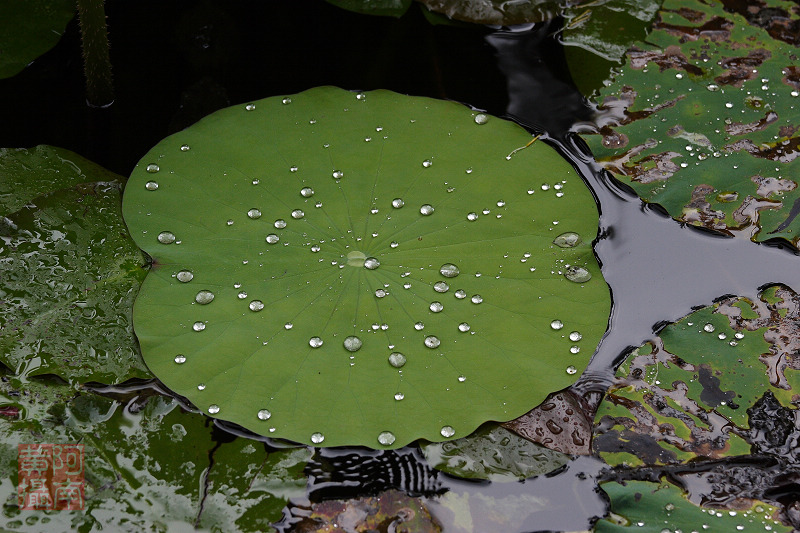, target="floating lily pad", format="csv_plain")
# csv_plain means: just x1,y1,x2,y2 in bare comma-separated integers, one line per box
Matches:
420,423,570,481
596,480,790,532
593,286,800,467
0,166,149,383
123,86,609,448
580,0,800,245
0,0,75,79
